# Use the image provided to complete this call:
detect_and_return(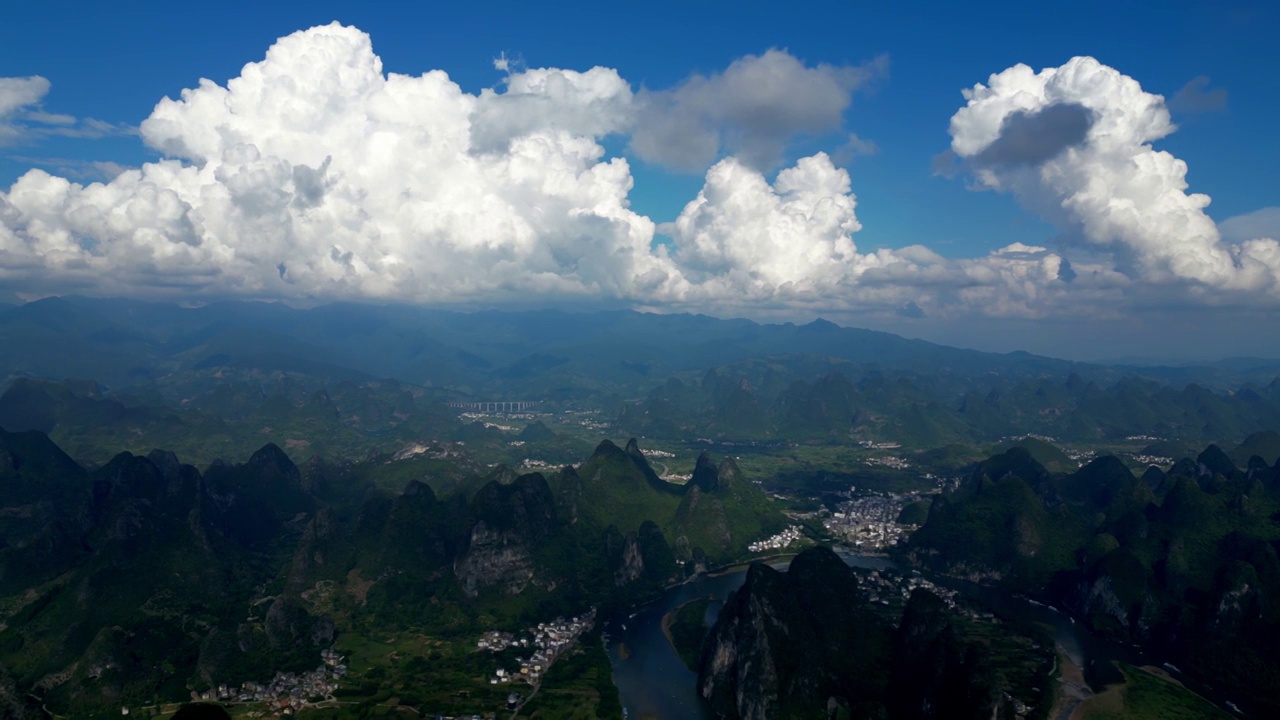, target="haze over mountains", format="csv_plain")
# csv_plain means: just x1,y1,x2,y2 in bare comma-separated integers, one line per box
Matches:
2,297,1280,466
